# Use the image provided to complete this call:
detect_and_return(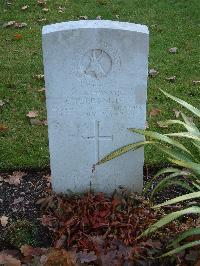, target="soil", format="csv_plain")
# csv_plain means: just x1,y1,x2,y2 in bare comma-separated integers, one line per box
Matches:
0,169,52,249
0,165,184,249
0,166,198,266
